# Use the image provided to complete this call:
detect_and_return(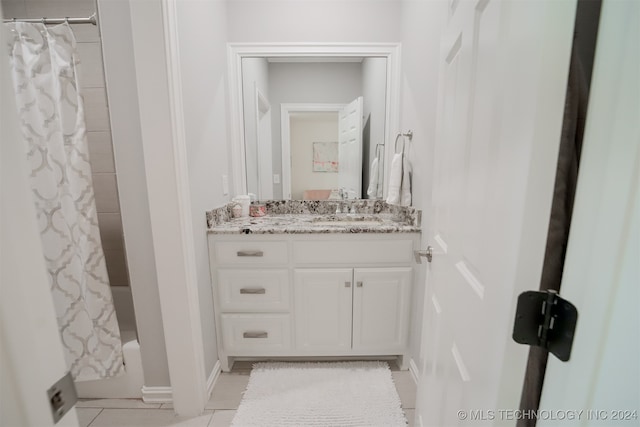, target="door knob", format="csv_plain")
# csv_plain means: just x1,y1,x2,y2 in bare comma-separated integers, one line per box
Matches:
414,246,433,264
